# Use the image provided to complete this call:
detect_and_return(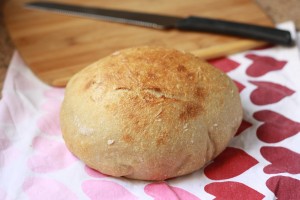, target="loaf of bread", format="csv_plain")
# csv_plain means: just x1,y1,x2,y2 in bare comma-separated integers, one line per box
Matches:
60,46,242,181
